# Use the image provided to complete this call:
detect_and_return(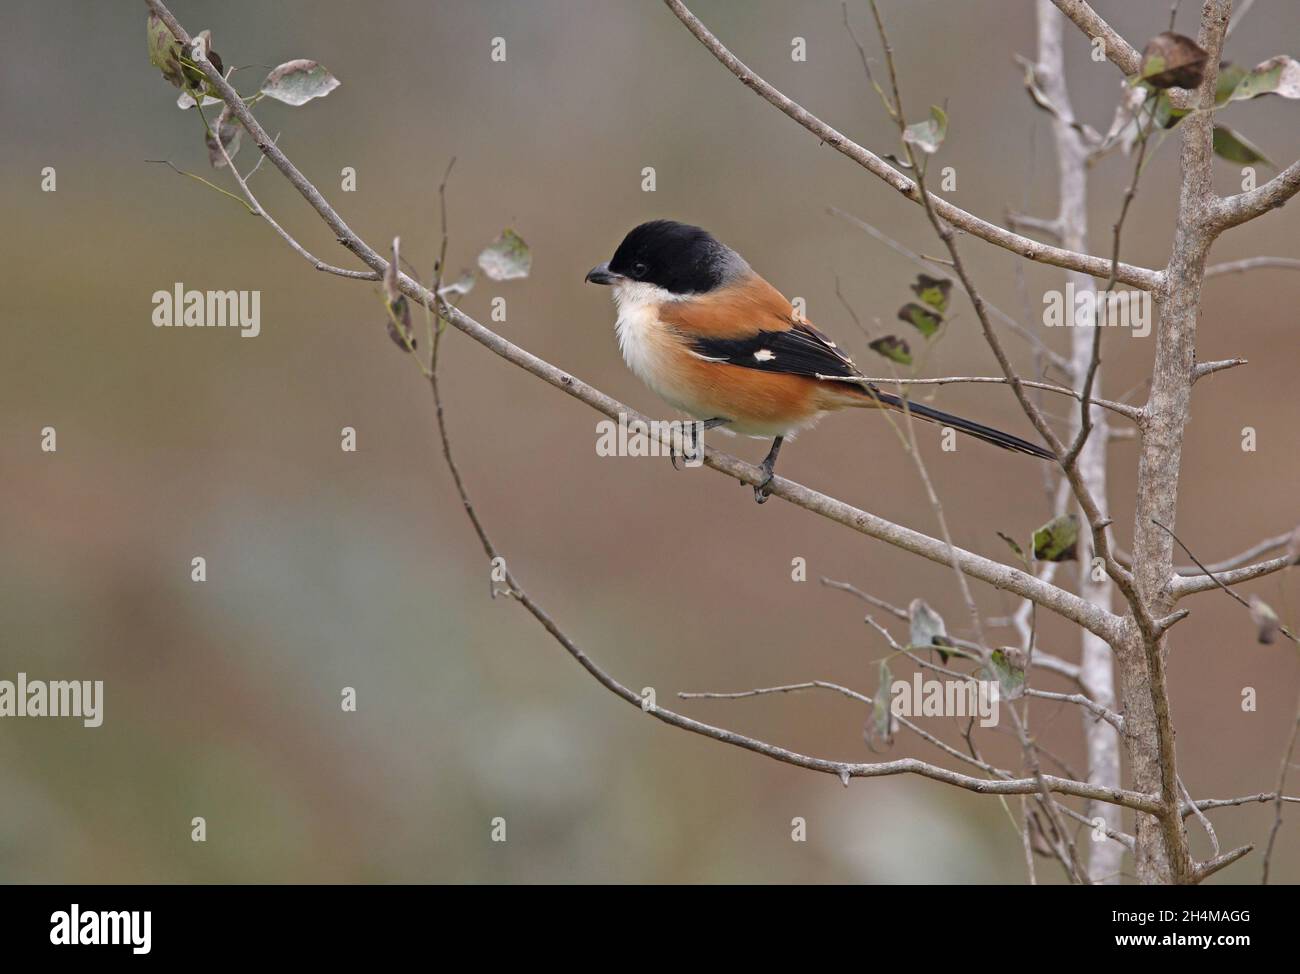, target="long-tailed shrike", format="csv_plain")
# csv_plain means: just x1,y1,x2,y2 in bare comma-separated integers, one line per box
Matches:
586,220,1053,501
